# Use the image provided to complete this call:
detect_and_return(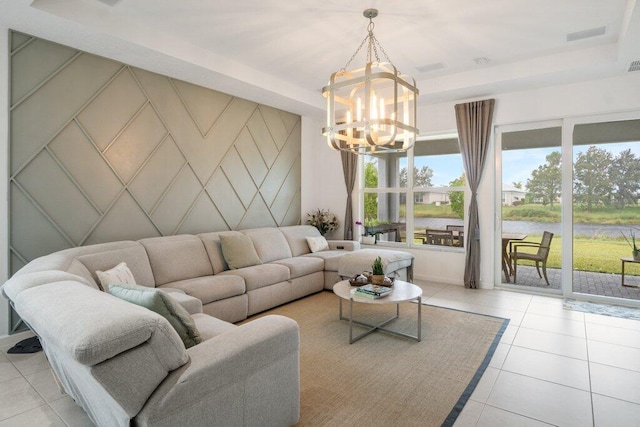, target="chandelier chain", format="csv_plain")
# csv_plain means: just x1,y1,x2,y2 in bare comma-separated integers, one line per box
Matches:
339,33,369,73
339,14,393,72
